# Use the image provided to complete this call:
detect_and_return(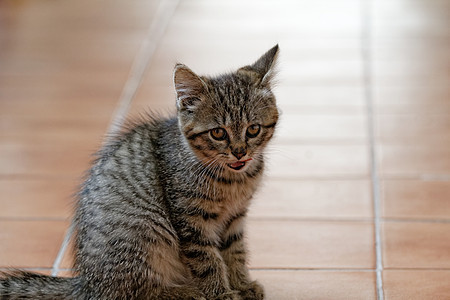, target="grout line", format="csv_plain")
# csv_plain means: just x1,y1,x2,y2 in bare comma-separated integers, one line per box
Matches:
378,174,450,181
247,216,374,223
105,0,180,137
419,174,450,181
383,267,450,271
50,0,180,277
361,0,384,299
250,268,377,272
250,267,450,272
383,218,450,224
51,223,74,276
